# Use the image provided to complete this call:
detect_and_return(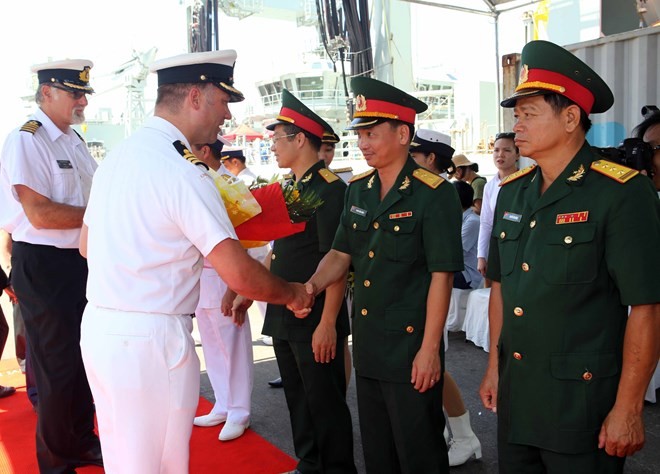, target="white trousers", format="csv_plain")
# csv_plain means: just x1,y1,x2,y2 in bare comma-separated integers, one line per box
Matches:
196,269,254,425
81,305,200,474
